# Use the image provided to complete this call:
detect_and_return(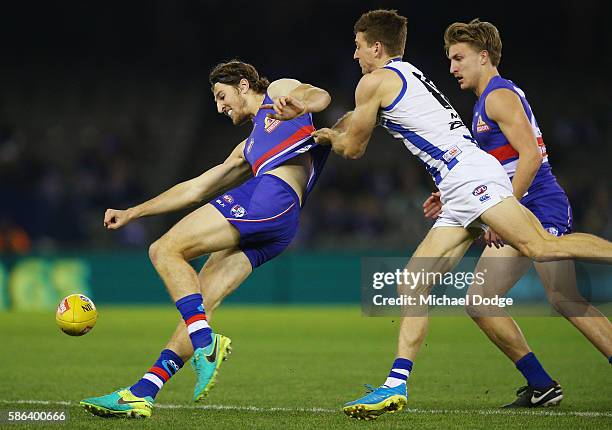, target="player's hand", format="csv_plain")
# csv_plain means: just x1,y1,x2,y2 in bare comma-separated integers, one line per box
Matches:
484,227,505,248
103,208,132,230
423,191,442,219
312,128,337,145
261,96,307,121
